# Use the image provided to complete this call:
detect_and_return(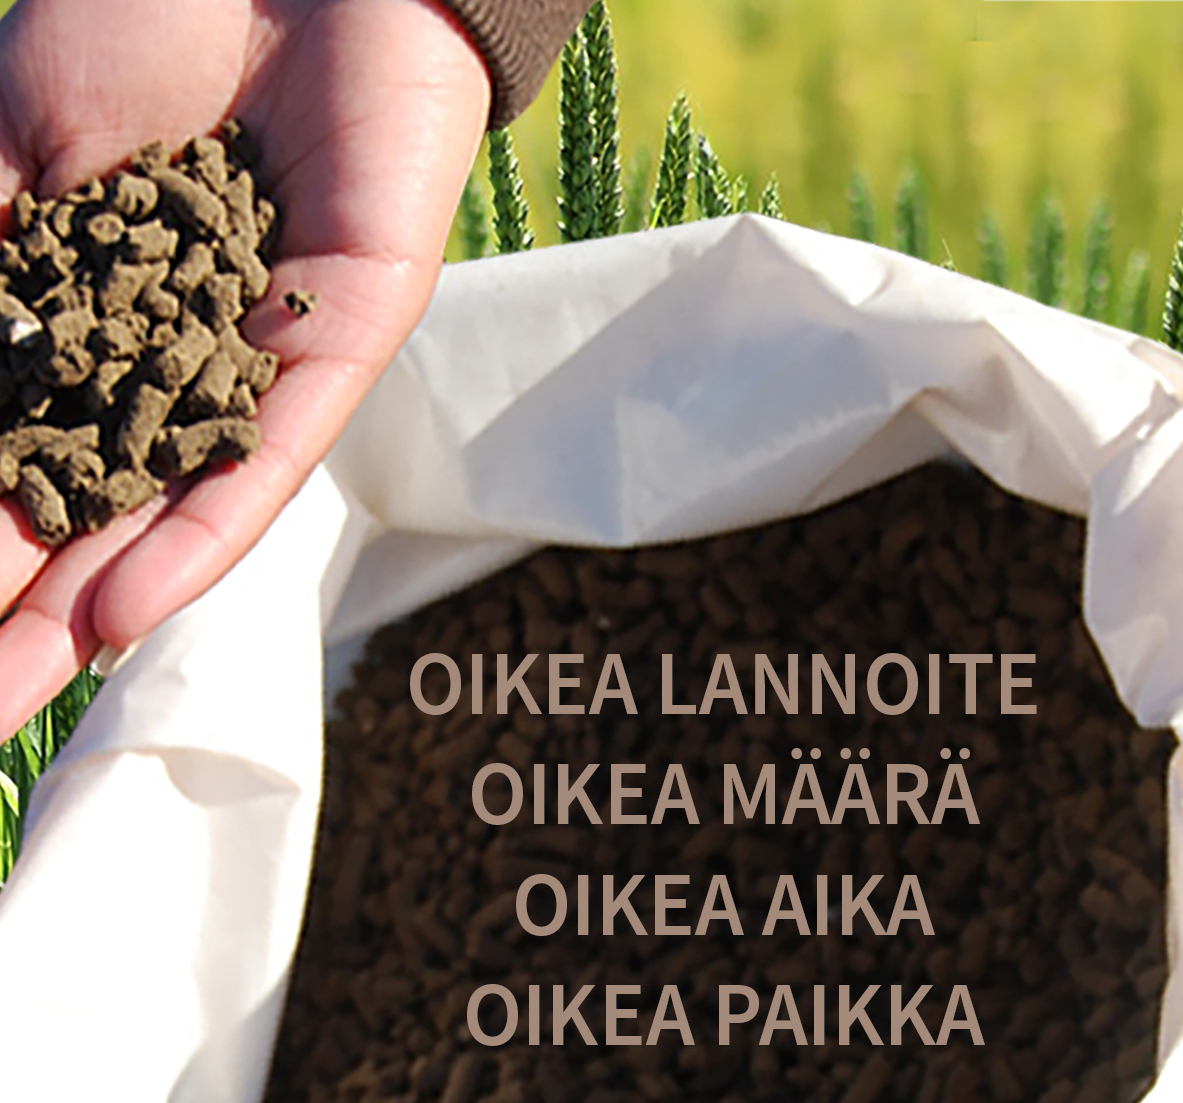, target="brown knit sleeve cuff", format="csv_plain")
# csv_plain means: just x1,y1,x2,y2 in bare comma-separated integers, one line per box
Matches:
437,0,596,129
